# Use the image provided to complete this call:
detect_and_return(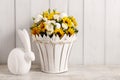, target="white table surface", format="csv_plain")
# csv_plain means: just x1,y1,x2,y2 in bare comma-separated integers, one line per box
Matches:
0,65,120,80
